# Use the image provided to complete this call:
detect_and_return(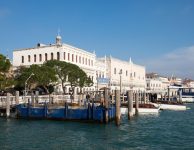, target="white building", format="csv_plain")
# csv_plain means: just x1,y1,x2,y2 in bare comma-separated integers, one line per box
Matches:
13,35,96,93
146,78,163,93
183,79,194,88
96,56,146,93
146,73,170,94
159,76,170,91
13,35,146,94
